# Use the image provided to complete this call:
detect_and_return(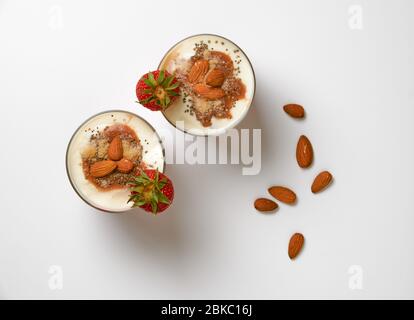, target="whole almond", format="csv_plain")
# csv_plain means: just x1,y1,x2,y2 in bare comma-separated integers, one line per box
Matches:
254,198,278,212
90,160,116,178
117,158,134,174
268,186,297,204
187,59,209,83
288,233,304,259
311,171,333,193
193,84,225,100
108,135,123,161
206,68,225,87
283,104,305,118
296,135,313,168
